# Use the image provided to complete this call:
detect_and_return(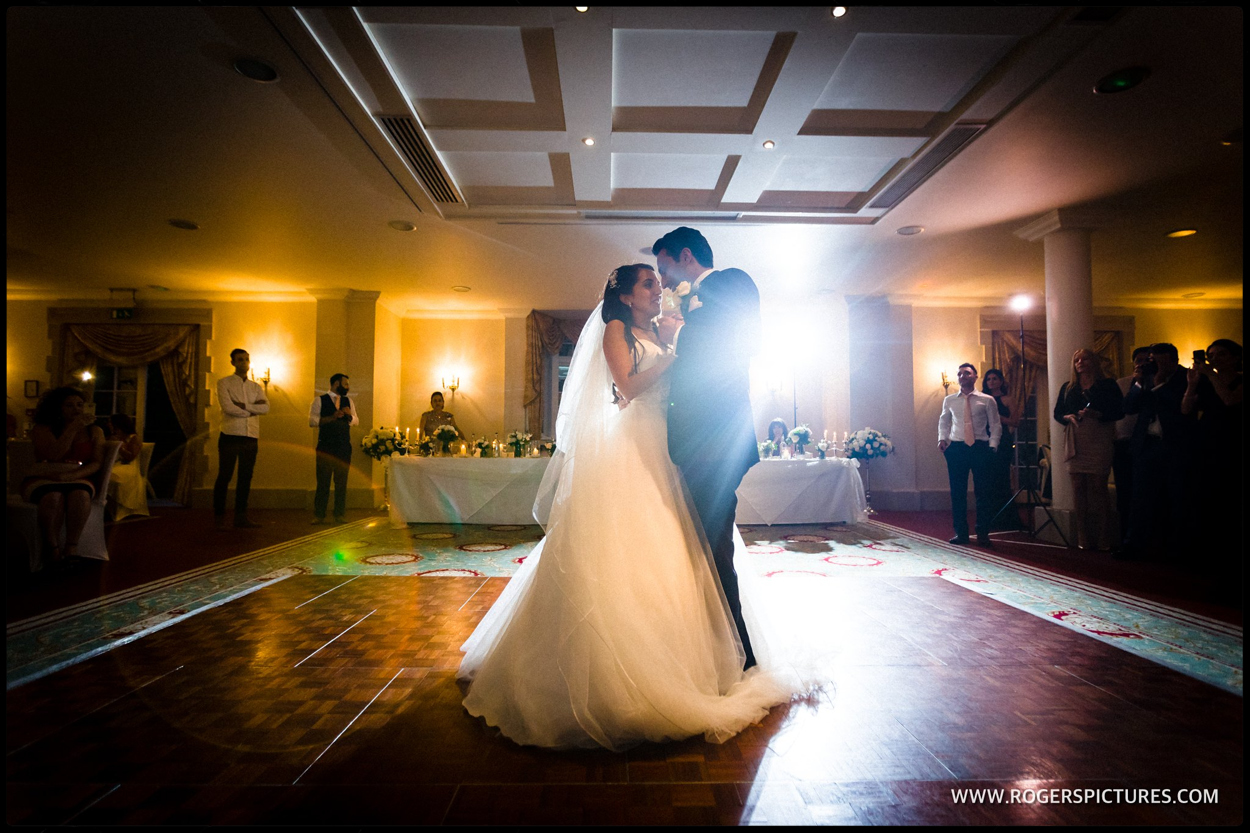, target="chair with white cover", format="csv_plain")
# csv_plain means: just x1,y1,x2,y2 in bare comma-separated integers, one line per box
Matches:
6,439,121,571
